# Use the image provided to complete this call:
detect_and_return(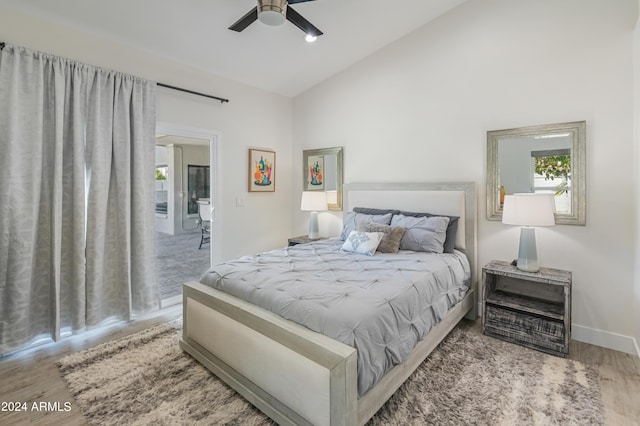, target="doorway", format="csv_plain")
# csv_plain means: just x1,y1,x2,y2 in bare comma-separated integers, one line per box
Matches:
155,123,220,307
